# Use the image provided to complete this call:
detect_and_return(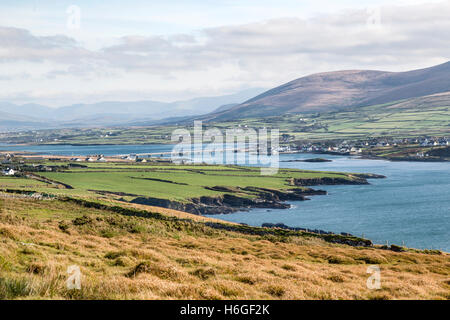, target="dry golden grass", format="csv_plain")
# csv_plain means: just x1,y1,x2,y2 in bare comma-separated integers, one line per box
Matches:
0,197,449,300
